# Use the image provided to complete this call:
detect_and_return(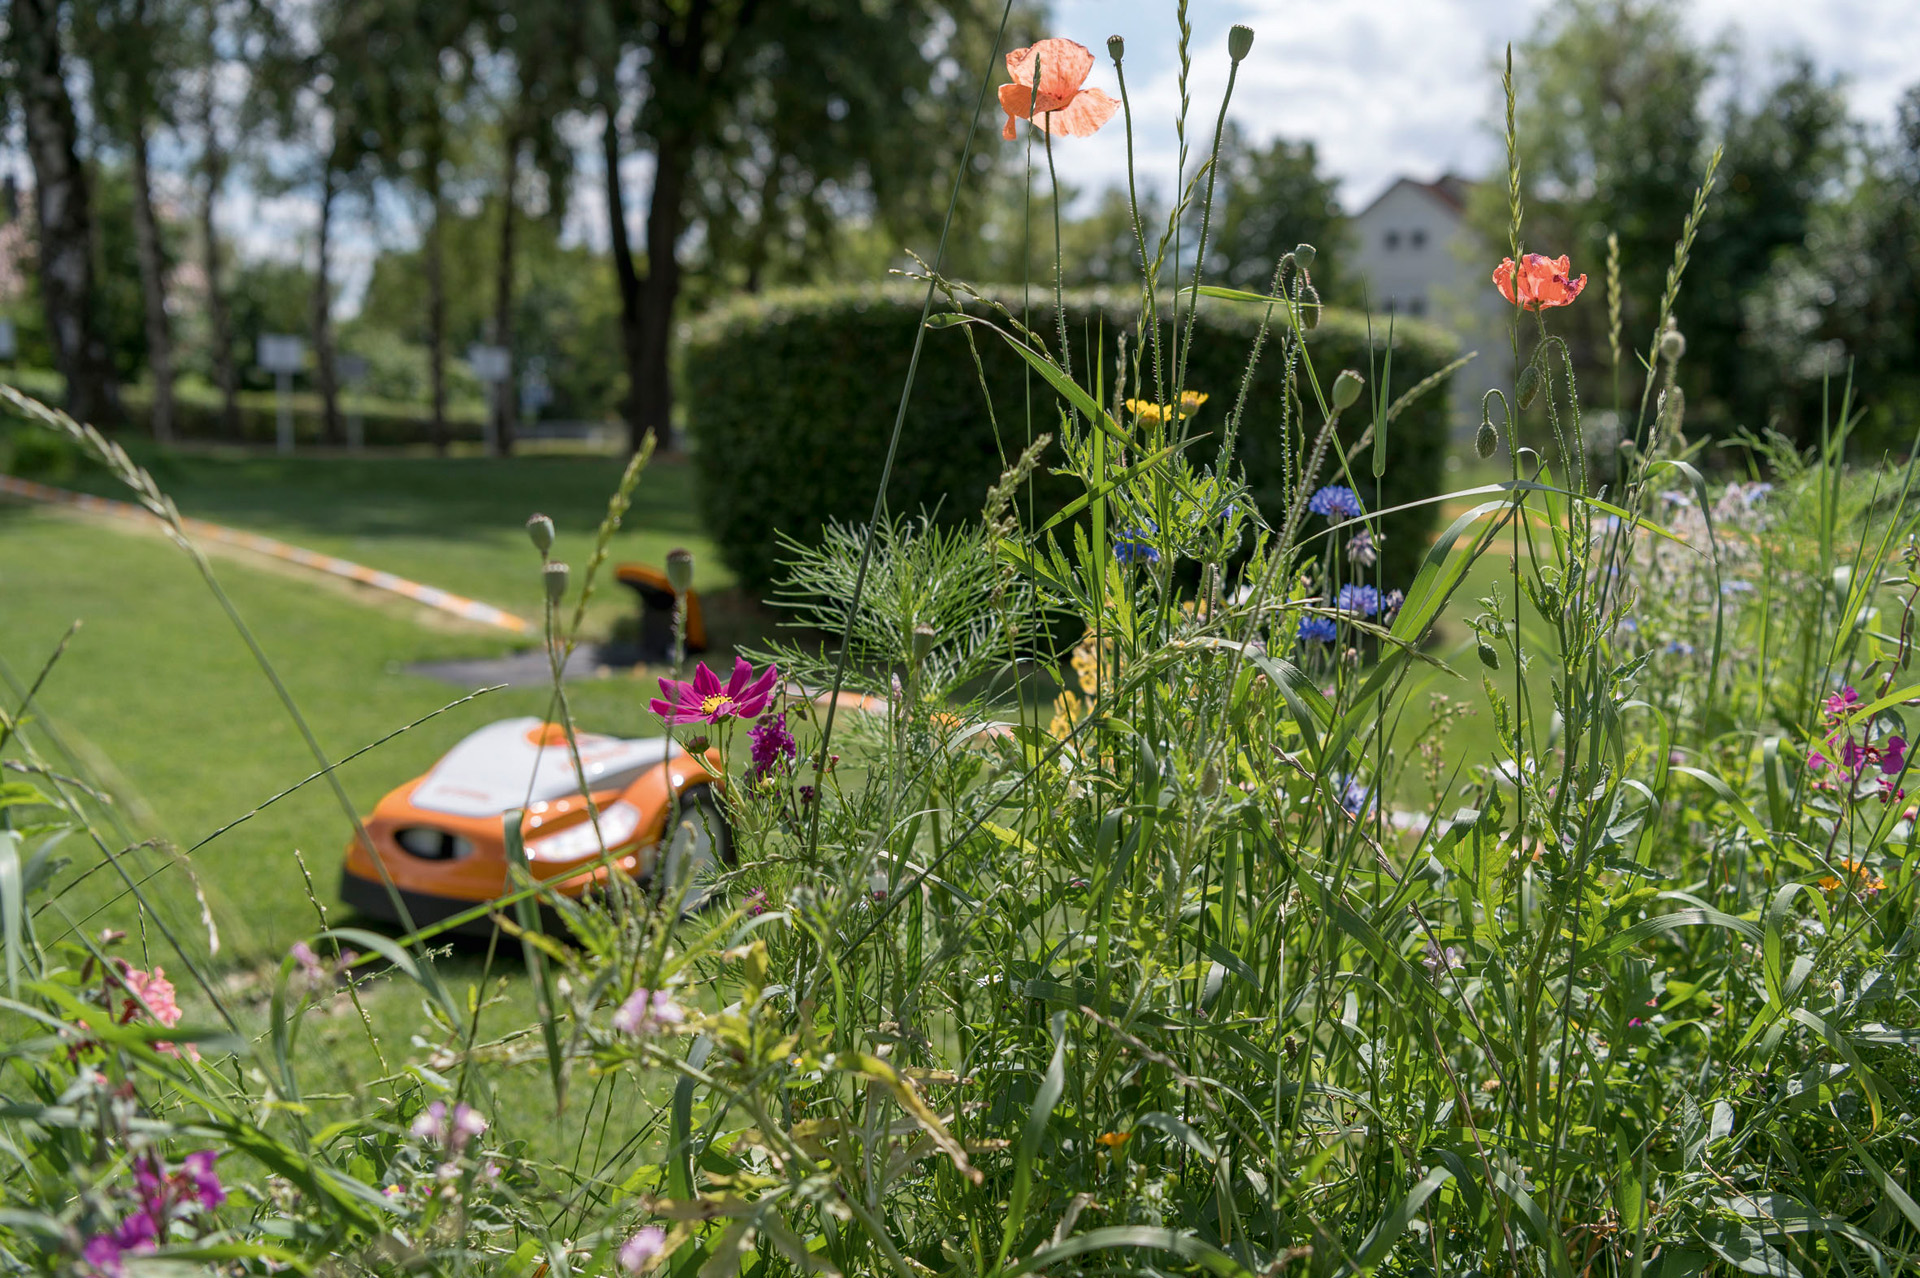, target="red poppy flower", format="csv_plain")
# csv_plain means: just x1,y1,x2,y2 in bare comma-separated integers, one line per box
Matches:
1492,254,1588,310
999,38,1118,141
651,658,778,726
